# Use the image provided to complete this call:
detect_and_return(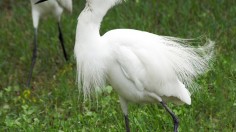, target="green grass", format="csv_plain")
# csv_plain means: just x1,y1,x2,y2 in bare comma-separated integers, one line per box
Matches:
0,0,235,131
